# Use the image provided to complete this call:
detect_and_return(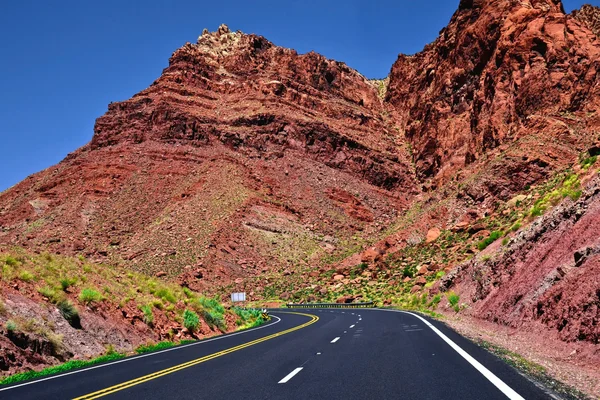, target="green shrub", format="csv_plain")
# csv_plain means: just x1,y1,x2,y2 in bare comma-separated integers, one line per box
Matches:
581,155,597,170
510,222,522,232
38,285,58,300
140,305,154,326
435,270,445,279
4,256,19,267
446,292,461,312
58,300,81,329
59,277,77,291
154,288,177,304
447,291,460,307
402,265,416,278
183,309,200,332
477,231,503,251
502,237,509,246
202,310,225,331
18,270,35,282
5,320,17,332
182,287,196,299
79,288,102,304
198,297,225,314
428,294,442,309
